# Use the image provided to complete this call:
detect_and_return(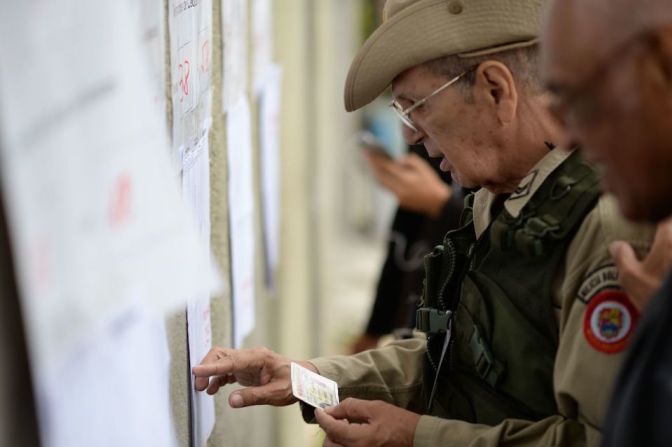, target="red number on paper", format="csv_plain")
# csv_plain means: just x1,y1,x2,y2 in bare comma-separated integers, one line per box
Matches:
178,59,190,102
109,173,133,228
